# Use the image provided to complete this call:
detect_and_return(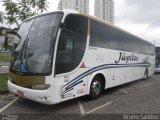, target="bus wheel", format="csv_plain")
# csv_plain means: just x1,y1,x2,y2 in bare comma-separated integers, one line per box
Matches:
143,68,148,80
89,76,103,100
